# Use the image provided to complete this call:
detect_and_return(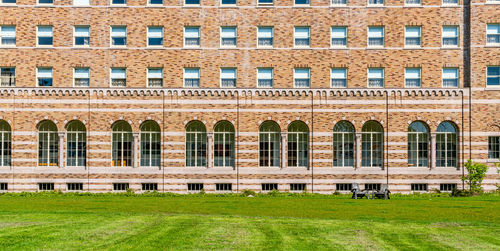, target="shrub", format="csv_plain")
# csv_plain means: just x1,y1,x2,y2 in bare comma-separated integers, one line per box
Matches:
241,189,256,197
462,159,488,194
